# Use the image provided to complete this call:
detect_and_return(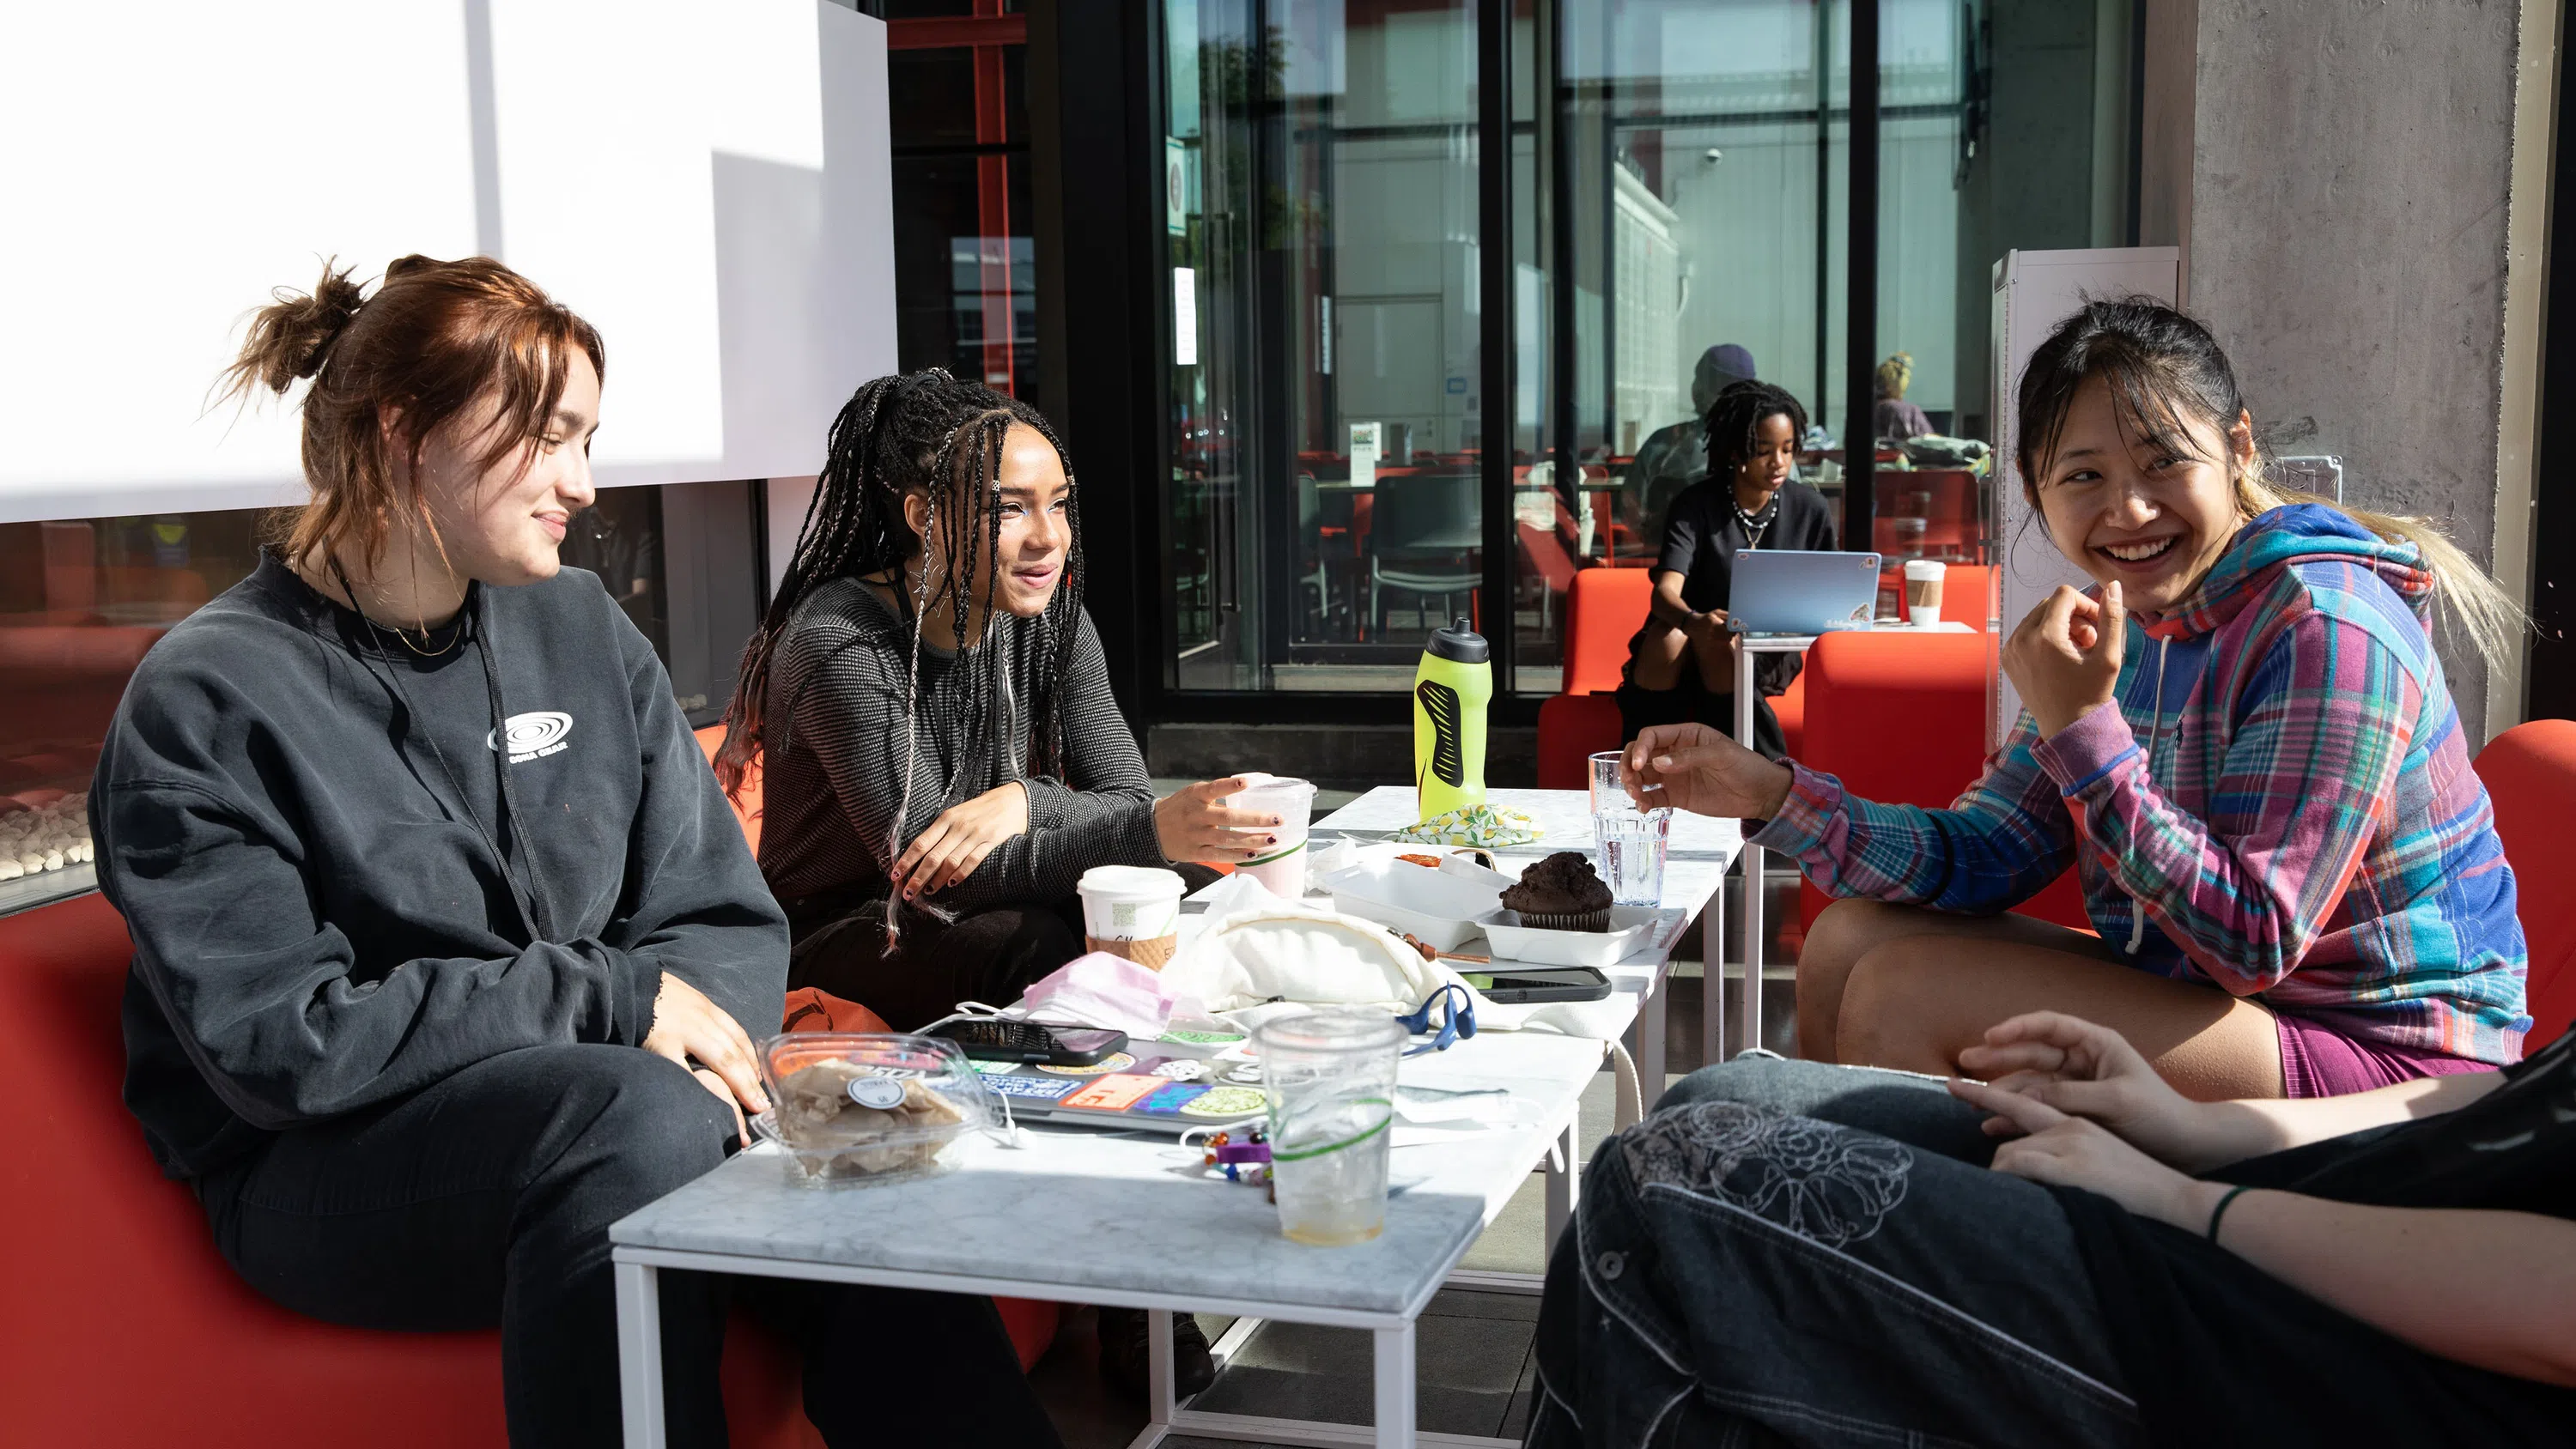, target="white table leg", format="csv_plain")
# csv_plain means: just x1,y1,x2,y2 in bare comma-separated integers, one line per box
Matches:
1701,858,1725,1074
1636,969,1668,1106
1147,1306,1176,1425
1373,1321,1418,1449
1735,646,1764,1058
1543,1118,1578,1250
616,1259,665,1449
